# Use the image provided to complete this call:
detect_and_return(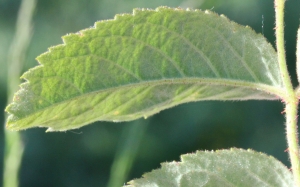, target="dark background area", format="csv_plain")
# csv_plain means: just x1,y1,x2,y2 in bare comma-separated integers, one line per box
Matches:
0,0,300,186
